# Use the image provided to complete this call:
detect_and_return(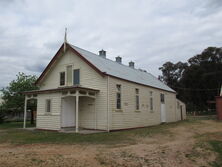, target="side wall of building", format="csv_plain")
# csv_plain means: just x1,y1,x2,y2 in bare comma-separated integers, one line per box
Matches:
175,100,186,121
108,76,178,130
37,49,108,130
